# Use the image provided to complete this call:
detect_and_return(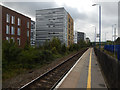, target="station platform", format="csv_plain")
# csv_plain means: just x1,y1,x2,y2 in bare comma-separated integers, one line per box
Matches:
56,48,107,89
